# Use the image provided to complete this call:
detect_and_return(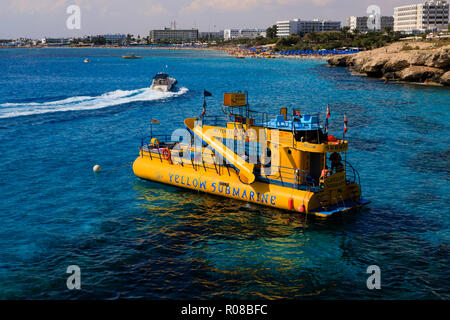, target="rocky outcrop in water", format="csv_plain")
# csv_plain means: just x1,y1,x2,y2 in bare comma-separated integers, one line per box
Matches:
328,42,450,86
